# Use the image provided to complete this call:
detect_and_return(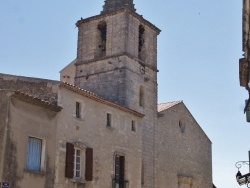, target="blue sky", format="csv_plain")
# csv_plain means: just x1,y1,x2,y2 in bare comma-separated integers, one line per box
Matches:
0,0,247,187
